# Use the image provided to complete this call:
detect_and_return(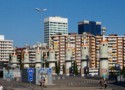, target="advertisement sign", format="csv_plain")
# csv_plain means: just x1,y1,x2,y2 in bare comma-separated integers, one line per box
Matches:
100,68,108,78
13,72,21,78
39,68,52,74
